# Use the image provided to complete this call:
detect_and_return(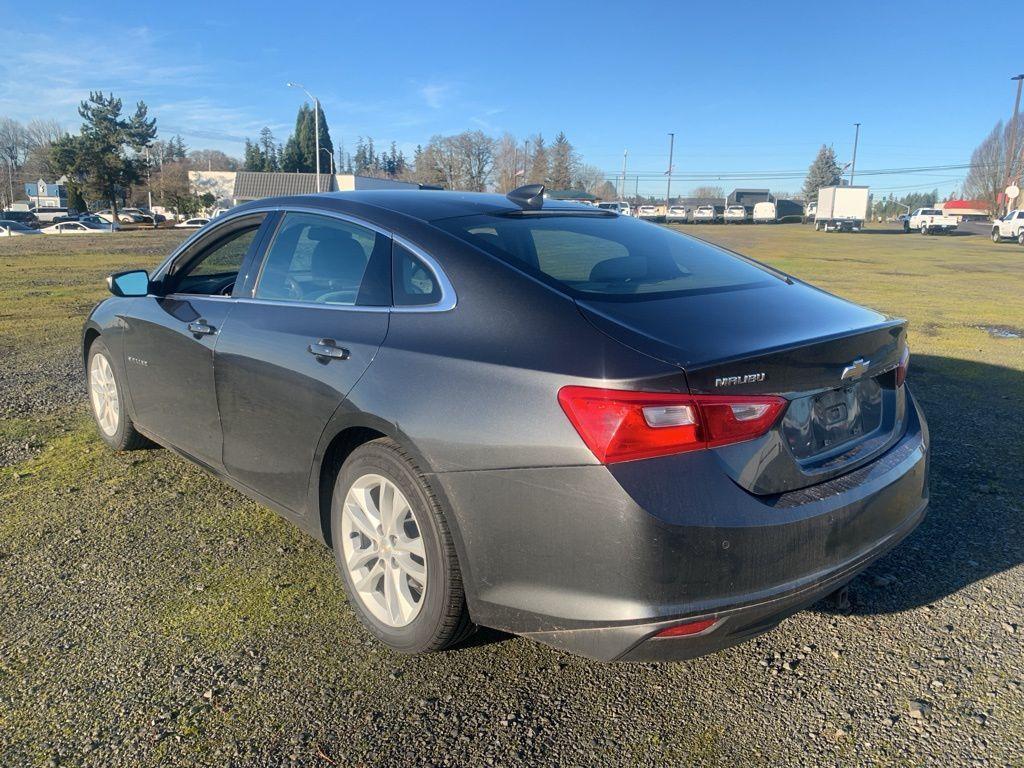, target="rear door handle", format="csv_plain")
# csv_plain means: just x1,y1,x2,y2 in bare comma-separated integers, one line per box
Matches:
187,320,216,336
307,338,350,361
